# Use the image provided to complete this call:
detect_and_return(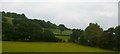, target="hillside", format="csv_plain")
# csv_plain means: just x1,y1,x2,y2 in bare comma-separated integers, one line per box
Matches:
2,11,120,52
2,11,71,42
